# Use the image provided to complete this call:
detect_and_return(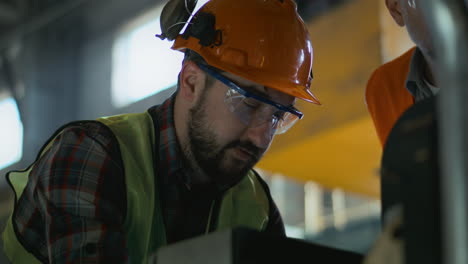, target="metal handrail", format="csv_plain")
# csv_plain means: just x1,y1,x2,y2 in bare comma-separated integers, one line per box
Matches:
420,1,468,263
